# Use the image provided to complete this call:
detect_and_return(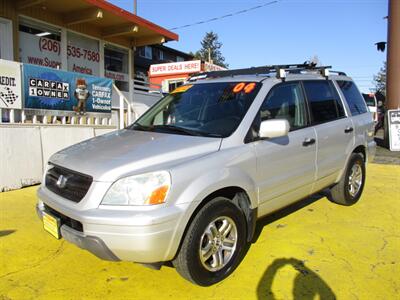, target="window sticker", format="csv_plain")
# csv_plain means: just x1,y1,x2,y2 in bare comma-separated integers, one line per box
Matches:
233,82,257,94
233,82,246,93
171,84,193,94
244,82,256,94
